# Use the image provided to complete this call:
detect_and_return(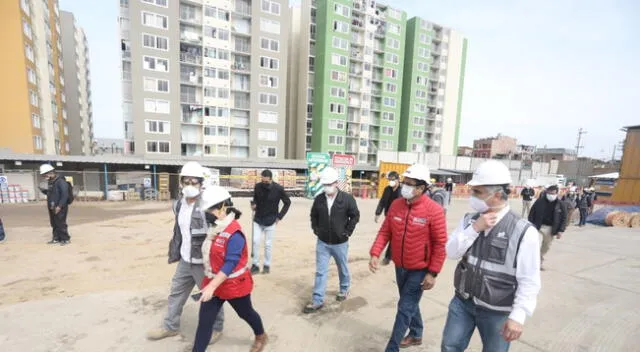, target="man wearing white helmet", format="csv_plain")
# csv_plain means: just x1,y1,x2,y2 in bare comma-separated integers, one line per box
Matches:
442,160,541,352
39,164,72,245
445,177,454,205
147,161,225,344
304,167,360,314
